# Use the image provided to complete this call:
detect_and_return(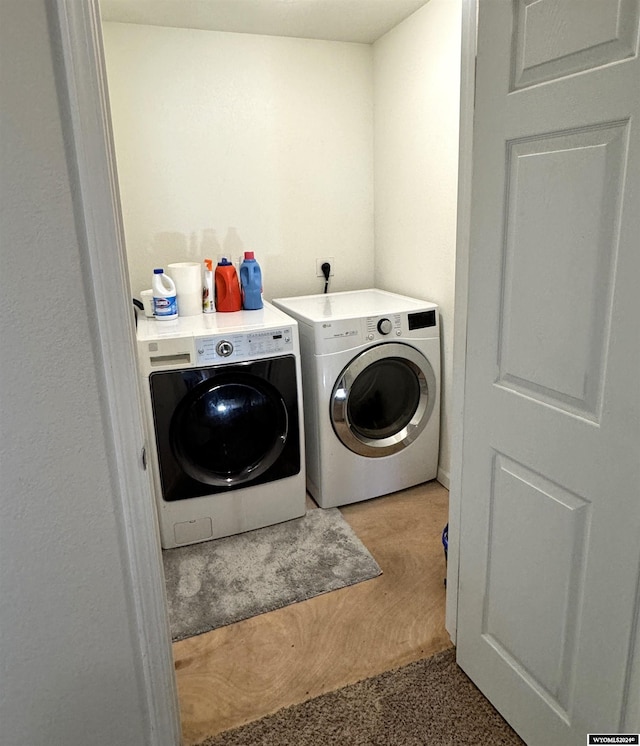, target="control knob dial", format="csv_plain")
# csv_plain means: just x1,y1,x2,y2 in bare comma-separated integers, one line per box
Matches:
216,340,234,357
377,318,392,335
